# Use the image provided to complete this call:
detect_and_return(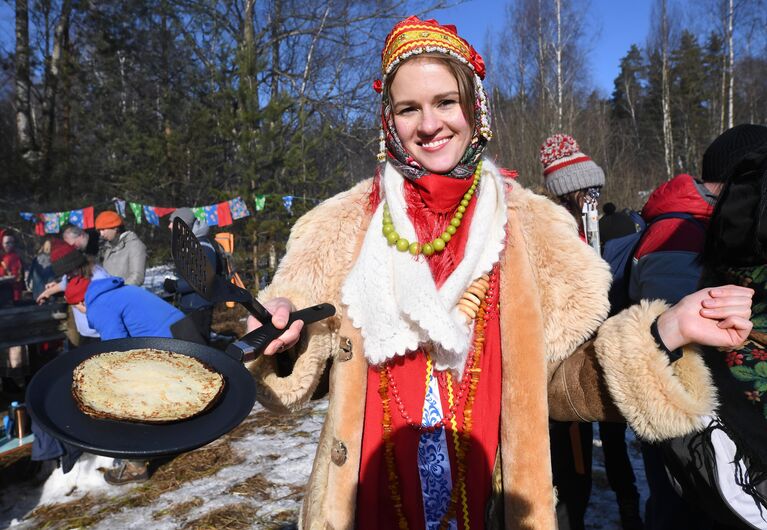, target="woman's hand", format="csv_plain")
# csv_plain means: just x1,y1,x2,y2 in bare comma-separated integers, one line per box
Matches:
246,297,304,356
36,283,63,304
657,285,754,351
